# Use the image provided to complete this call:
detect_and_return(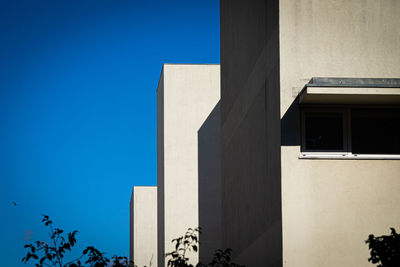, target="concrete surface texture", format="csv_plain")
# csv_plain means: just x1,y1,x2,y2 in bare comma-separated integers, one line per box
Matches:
130,186,157,267
157,64,220,266
198,101,222,264
220,0,282,266
279,0,400,266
